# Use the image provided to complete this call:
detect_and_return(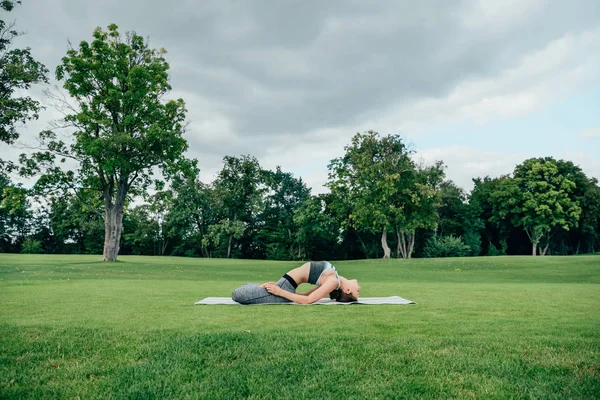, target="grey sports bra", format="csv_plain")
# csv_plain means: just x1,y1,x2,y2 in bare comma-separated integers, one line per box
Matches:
309,261,341,289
